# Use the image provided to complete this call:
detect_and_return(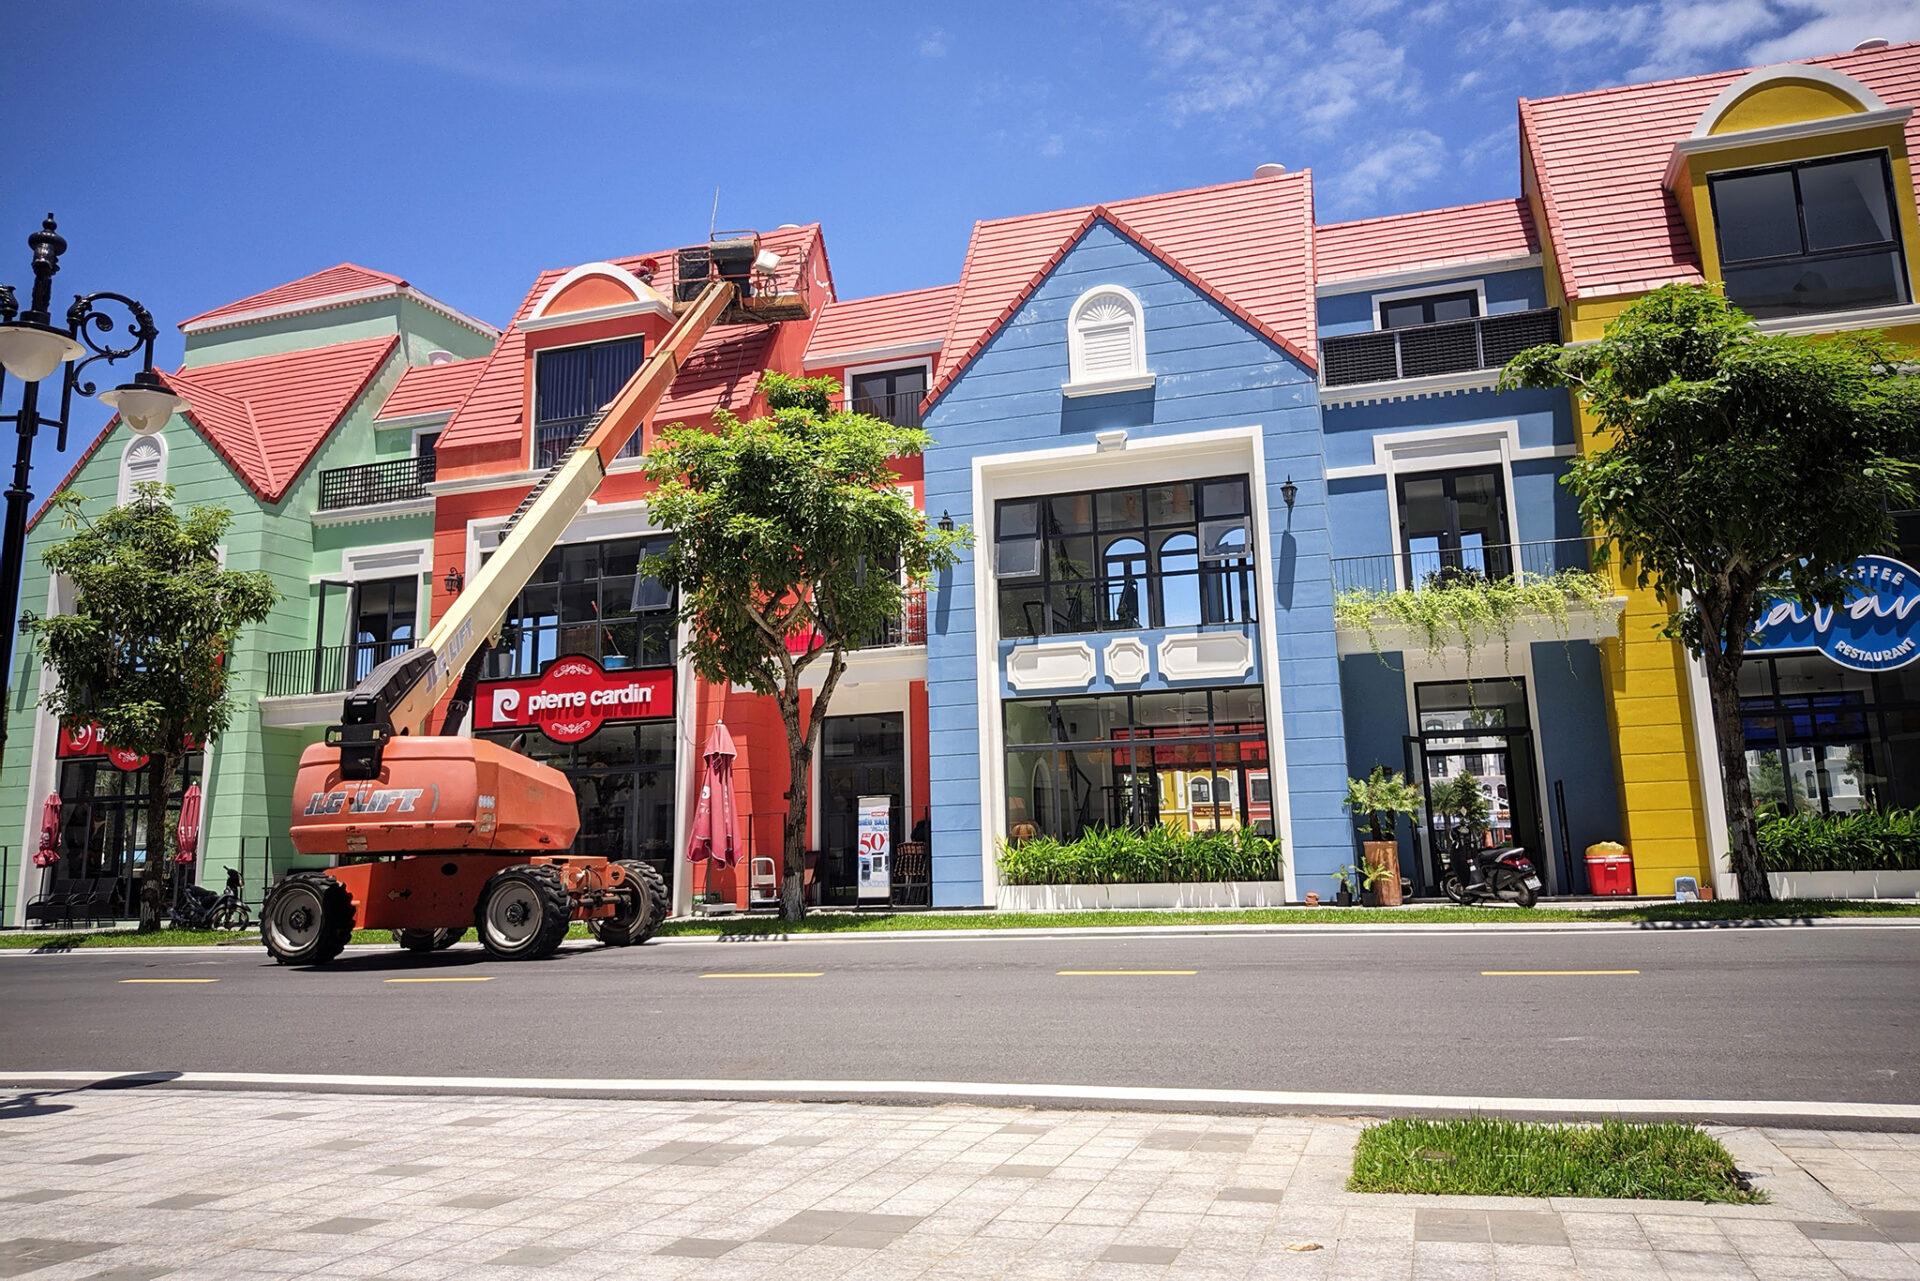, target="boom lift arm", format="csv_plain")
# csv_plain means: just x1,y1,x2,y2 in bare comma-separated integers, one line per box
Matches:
328,280,735,779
